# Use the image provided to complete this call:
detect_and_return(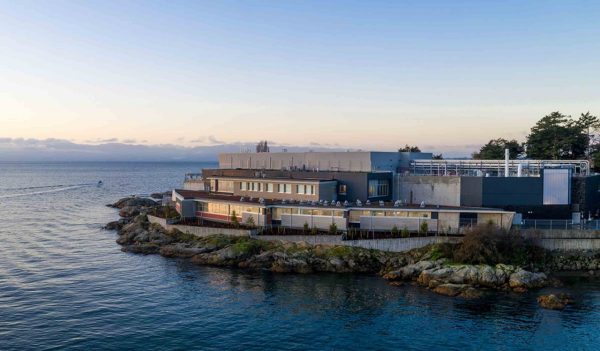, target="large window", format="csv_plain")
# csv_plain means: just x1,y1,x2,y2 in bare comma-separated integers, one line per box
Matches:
306,184,315,195
297,184,305,194
278,183,292,194
267,183,274,192
368,179,389,197
218,180,234,193
240,182,247,191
